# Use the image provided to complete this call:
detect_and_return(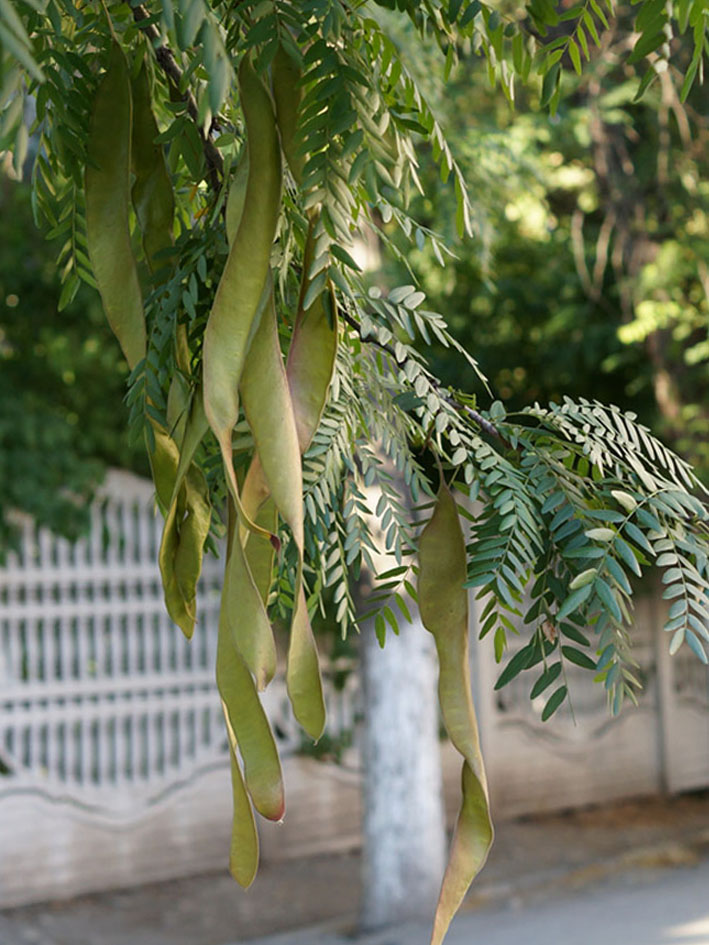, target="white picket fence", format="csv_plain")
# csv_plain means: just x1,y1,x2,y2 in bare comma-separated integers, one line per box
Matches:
1,470,708,906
